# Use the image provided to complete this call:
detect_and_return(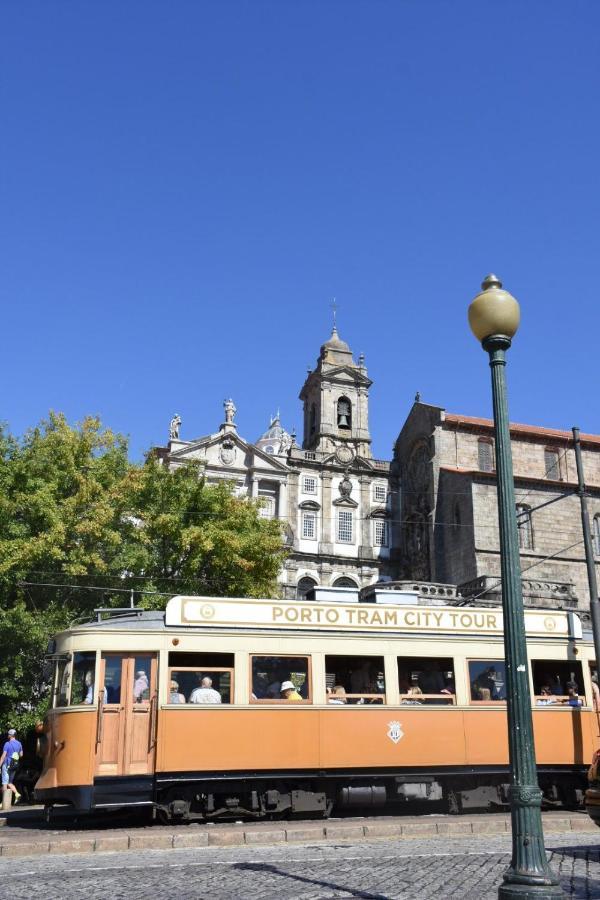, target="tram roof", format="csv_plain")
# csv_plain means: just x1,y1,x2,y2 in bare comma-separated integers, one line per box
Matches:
67,595,583,642
80,609,166,630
